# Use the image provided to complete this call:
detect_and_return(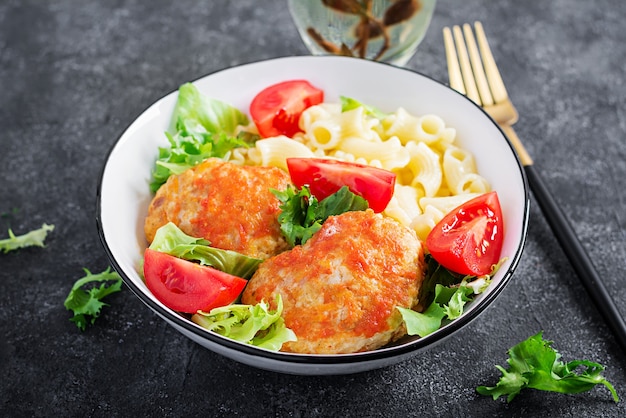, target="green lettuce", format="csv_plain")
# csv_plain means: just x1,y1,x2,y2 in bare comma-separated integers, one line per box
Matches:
170,83,250,134
149,222,262,279
340,96,388,119
477,332,619,403
398,255,496,337
398,283,476,337
416,254,468,310
272,185,369,247
150,83,258,192
0,223,54,253
191,294,296,351
64,267,122,331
